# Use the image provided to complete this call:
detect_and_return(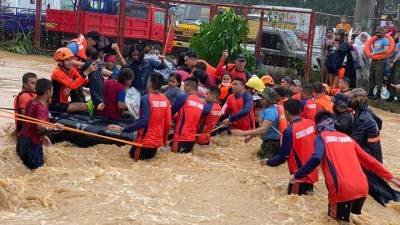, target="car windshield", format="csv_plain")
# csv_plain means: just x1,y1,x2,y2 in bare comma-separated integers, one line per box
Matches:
283,31,303,51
